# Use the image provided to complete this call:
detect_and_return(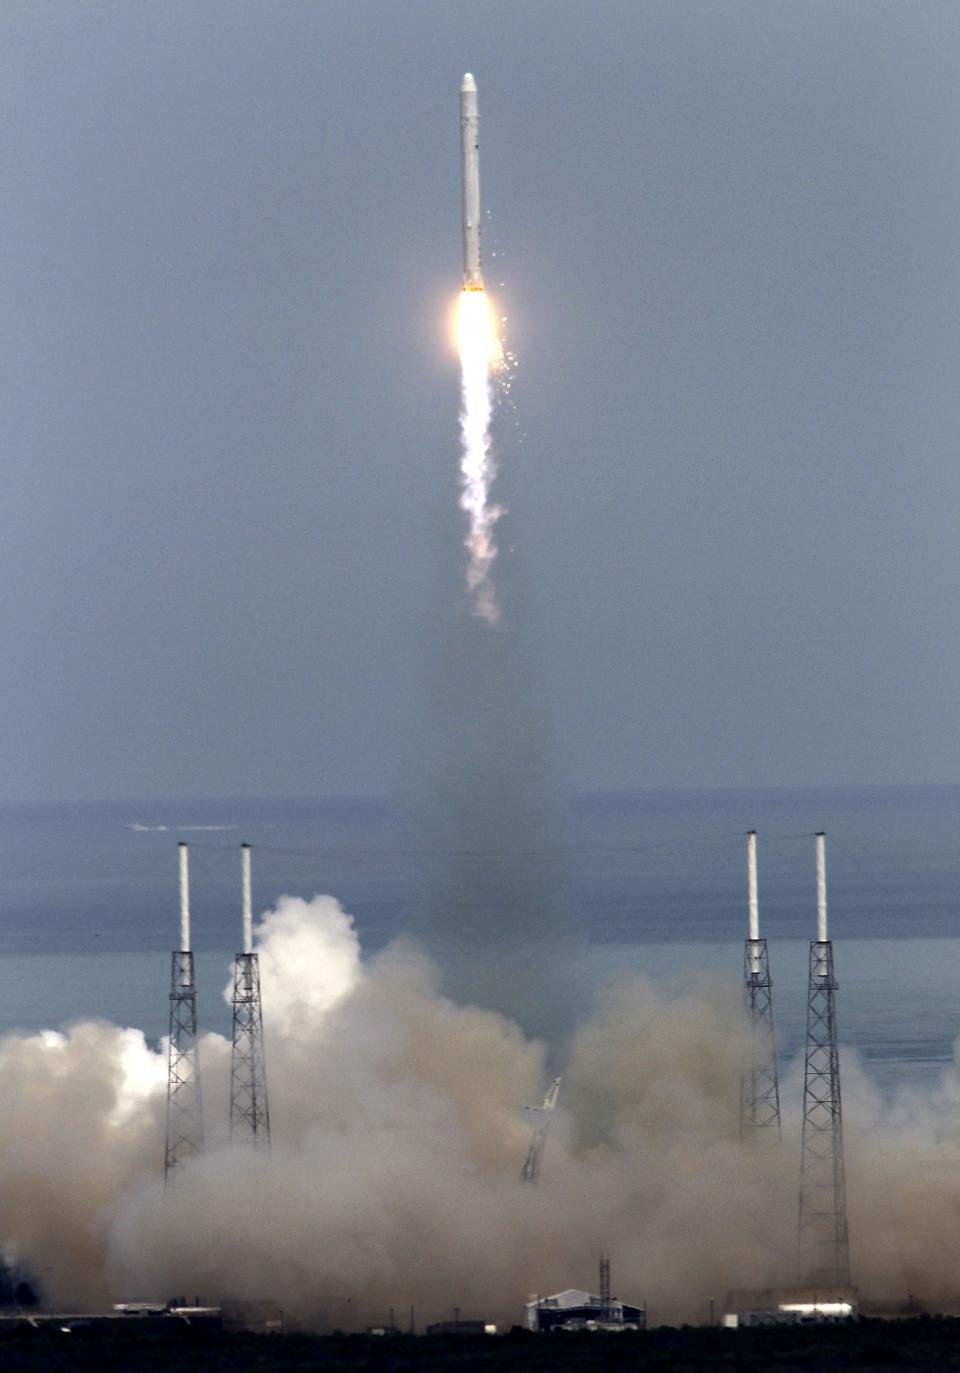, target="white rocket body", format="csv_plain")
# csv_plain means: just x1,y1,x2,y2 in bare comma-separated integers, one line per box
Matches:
460,73,483,290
